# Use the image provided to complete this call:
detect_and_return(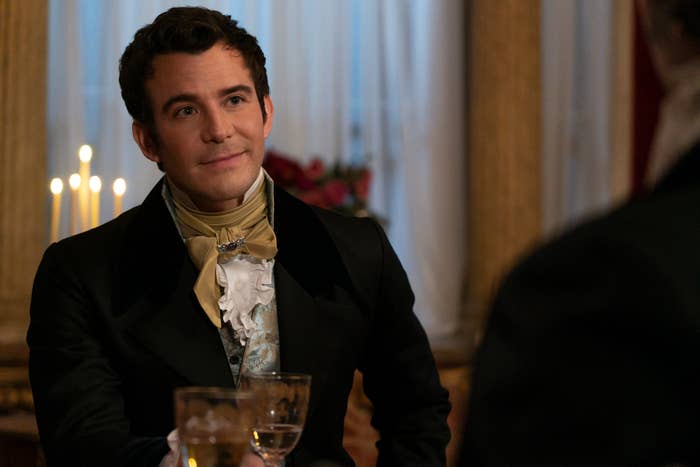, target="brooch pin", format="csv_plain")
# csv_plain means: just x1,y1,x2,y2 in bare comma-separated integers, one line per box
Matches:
217,236,246,253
